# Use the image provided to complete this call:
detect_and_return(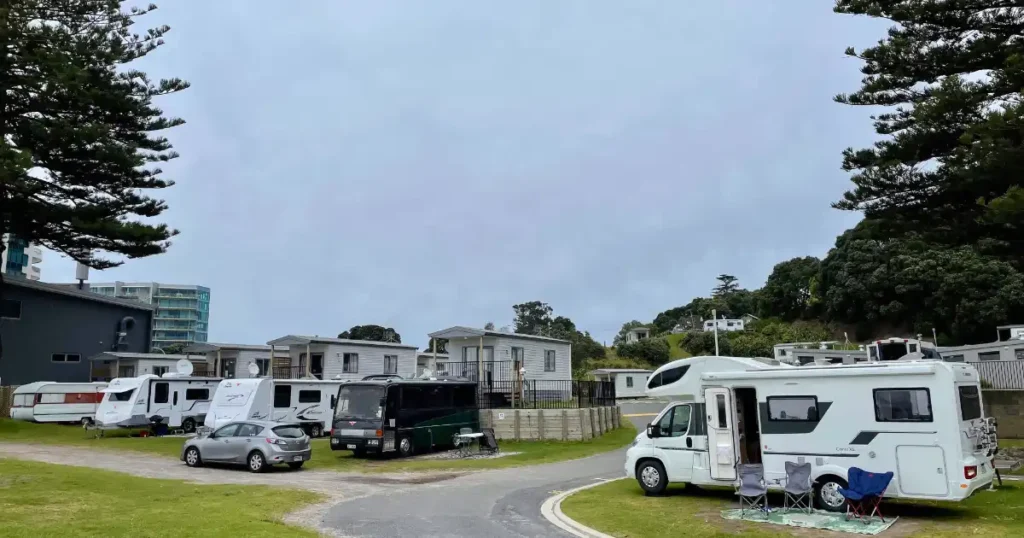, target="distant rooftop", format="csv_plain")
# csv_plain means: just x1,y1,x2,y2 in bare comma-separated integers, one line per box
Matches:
11,279,154,311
